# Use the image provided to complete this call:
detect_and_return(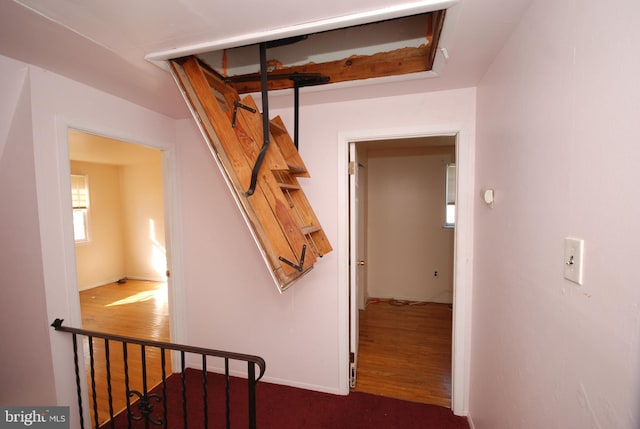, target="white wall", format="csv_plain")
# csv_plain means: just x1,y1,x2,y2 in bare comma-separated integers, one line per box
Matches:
366,148,455,303
176,82,475,396
1,54,475,418
470,0,640,427
0,55,57,405
0,58,177,427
